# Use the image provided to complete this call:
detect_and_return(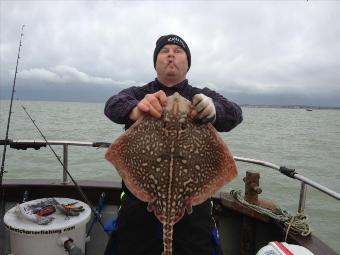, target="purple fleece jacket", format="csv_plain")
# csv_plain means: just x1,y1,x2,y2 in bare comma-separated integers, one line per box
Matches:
104,79,243,132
